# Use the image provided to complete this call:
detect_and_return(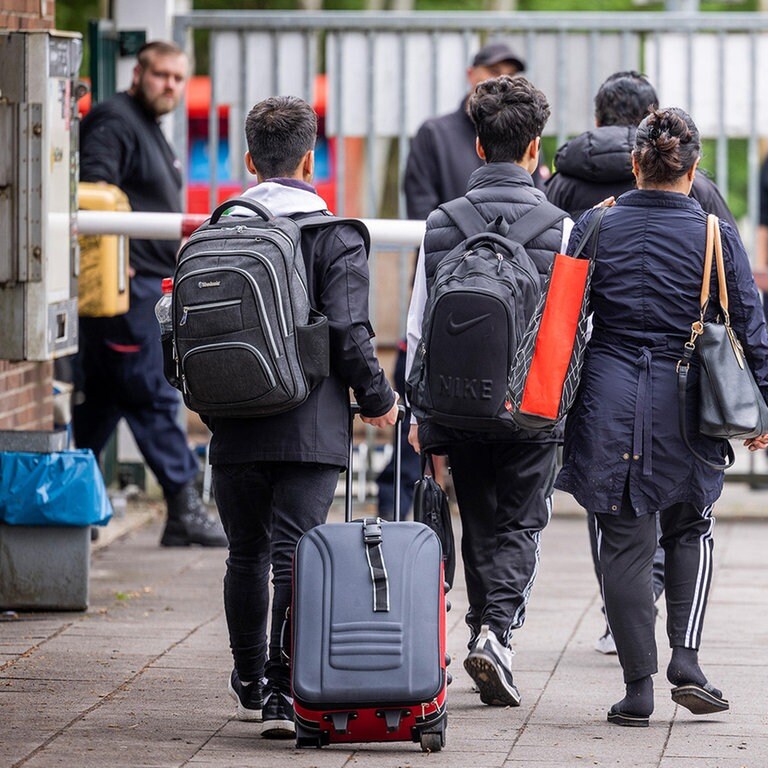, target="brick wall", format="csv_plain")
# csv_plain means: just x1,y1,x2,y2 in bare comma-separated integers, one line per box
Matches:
0,361,54,430
0,1,55,431
0,0,54,30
